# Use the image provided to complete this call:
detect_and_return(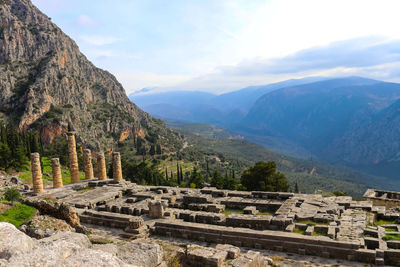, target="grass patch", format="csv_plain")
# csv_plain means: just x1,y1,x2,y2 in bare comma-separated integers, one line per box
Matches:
385,228,397,232
224,209,243,217
0,203,37,227
374,219,398,226
296,219,328,226
76,185,93,193
257,211,272,216
89,236,114,244
293,227,305,235
296,219,316,226
383,233,400,241
312,228,327,236
19,167,86,185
